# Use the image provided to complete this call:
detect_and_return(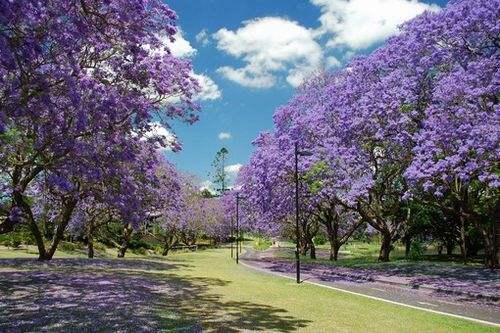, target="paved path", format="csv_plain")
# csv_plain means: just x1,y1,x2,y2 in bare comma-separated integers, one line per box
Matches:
240,249,500,326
